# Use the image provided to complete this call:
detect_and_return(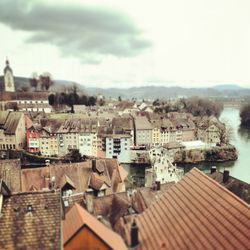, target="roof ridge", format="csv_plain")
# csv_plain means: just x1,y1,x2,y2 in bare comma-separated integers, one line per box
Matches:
10,190,60,195
190,168,250,208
